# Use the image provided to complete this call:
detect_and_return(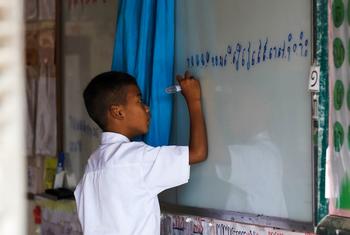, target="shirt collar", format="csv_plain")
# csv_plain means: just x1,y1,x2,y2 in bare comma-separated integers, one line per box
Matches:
101,132,130,144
